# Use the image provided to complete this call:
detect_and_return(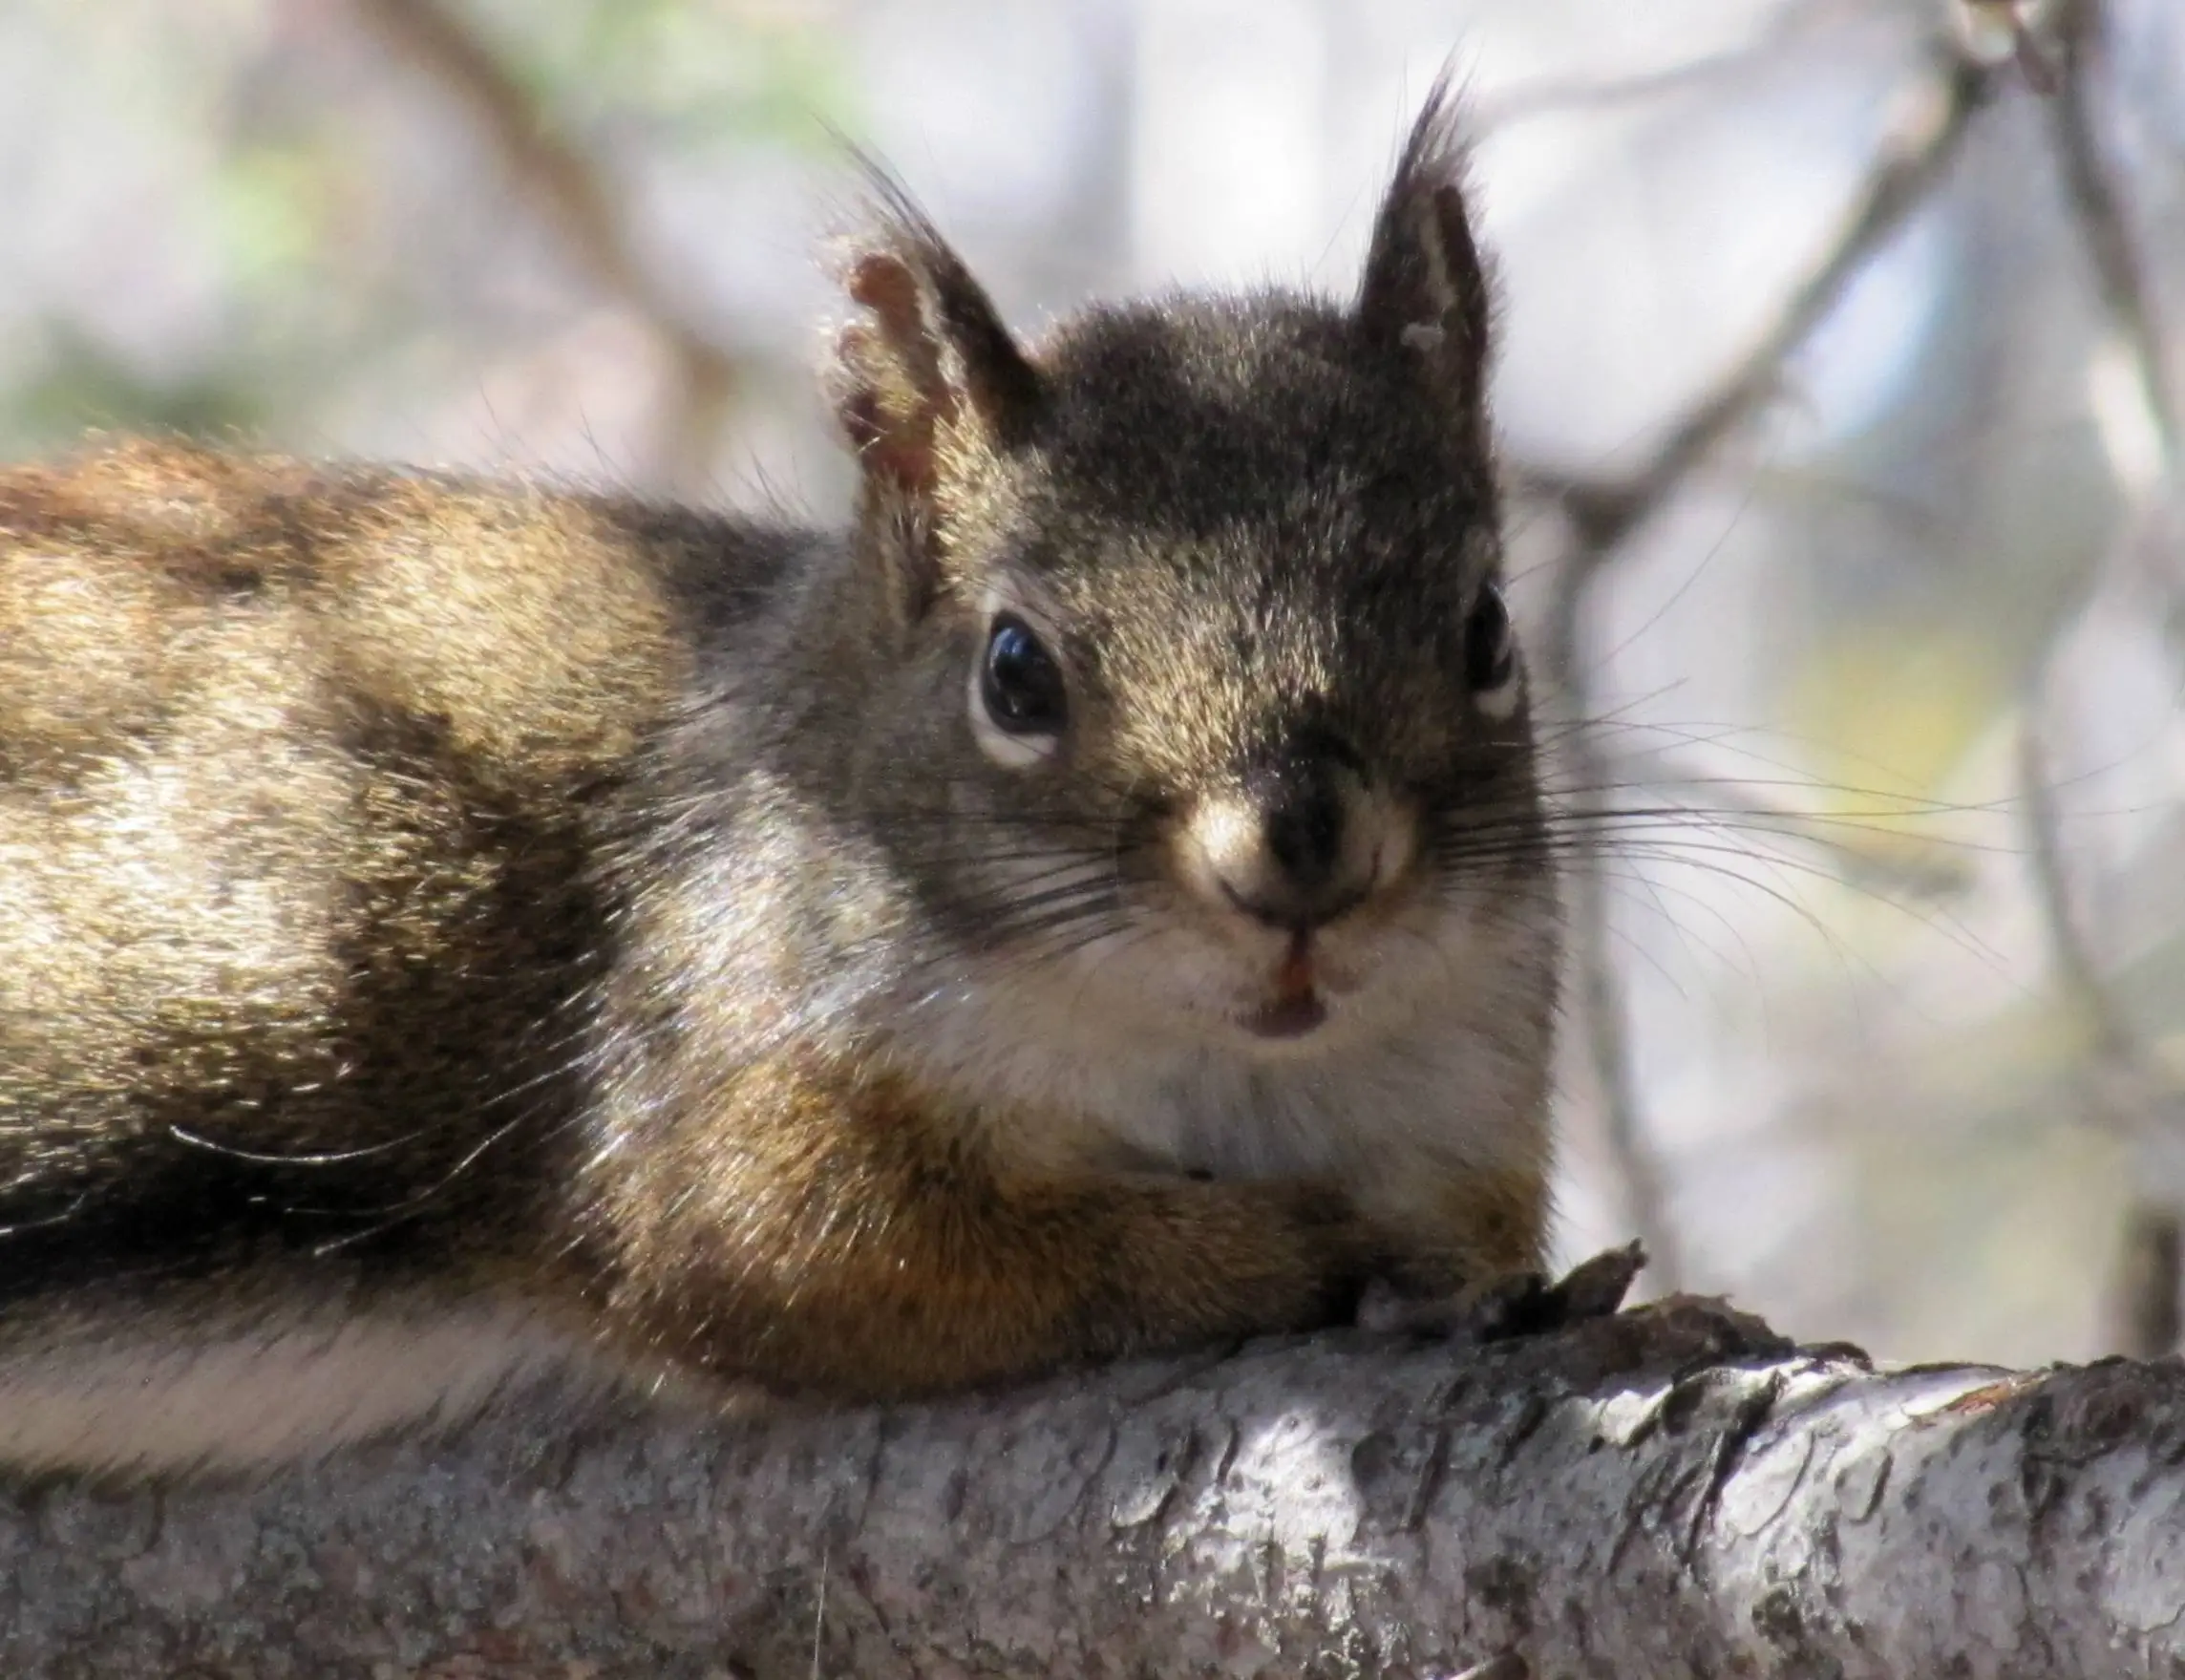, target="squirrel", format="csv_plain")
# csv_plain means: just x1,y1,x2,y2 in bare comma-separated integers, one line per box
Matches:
0,84,1577,1475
